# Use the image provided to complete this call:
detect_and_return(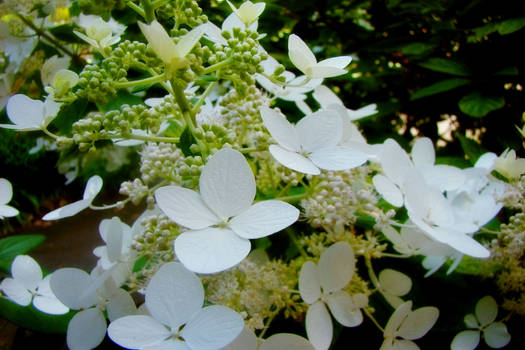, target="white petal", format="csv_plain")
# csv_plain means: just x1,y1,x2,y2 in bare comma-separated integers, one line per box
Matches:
392,339,420,350
0,278,31,306
101,217,124,262
326,291,363,327
199,148,256,219
6,94,44,128
66,308,107,350
379,139,413,186
475,295,498,327
50,268,97,309
483,322,511,348
418,164,465,192
464,314,479,329
175,24,204,58
299,261,322,304
317,56,352,70
222,327,258,350
309,147,367,171
33,275,69,314
318,242,355,293
182,305,244,350
373,175,403,207
384,301,412,338
107,288,137,322
11,255,42,291
42,199,91,220
397,306,439,340
108,315,169,349
261,333,315,350
146,262,203,330
138,20,178,63
269,145,320,175
313,85,343,108
411,138,435,166
259,106,301,152
295,111,342,152
288,34,317,74
83,175,103,200
451,330,480,350
0,178,13,204
155,186,219,229
0,205,19,217
229,200,299,239
305,301,333,350
307,66,348,79
378,269,412,297
175,228,251,274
